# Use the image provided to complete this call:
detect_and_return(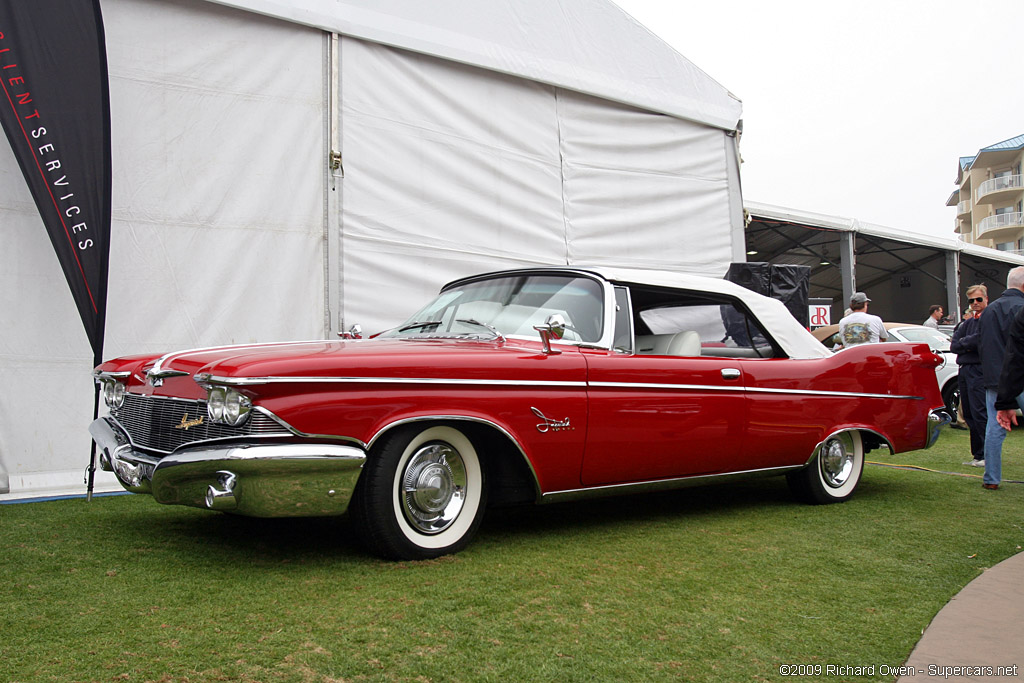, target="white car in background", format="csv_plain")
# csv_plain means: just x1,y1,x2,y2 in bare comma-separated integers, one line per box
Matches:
812,323,958,417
